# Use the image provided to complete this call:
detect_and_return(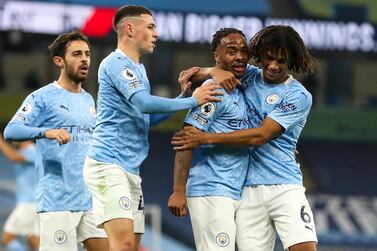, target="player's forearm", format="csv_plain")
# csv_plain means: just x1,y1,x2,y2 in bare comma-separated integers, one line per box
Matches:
0,139,25,162
204,128,268,147
4,122,47,141
189,67,212,86
173,150,192,193
130,91,197,114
